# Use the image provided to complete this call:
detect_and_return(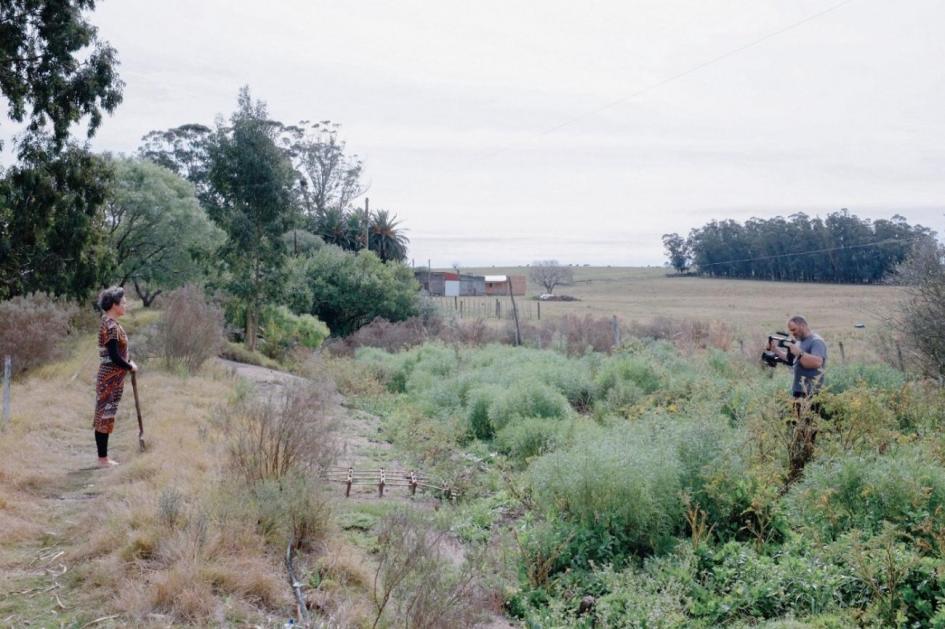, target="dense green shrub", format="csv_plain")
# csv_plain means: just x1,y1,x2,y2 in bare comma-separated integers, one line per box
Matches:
297,245,419,336
527,421,685,561
488,380,571,432
827,362,907,393
595,354,662,399
786,447,945,541
259,304,329,360
686,541,857,624
495,417,567,464
465,385,502,440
